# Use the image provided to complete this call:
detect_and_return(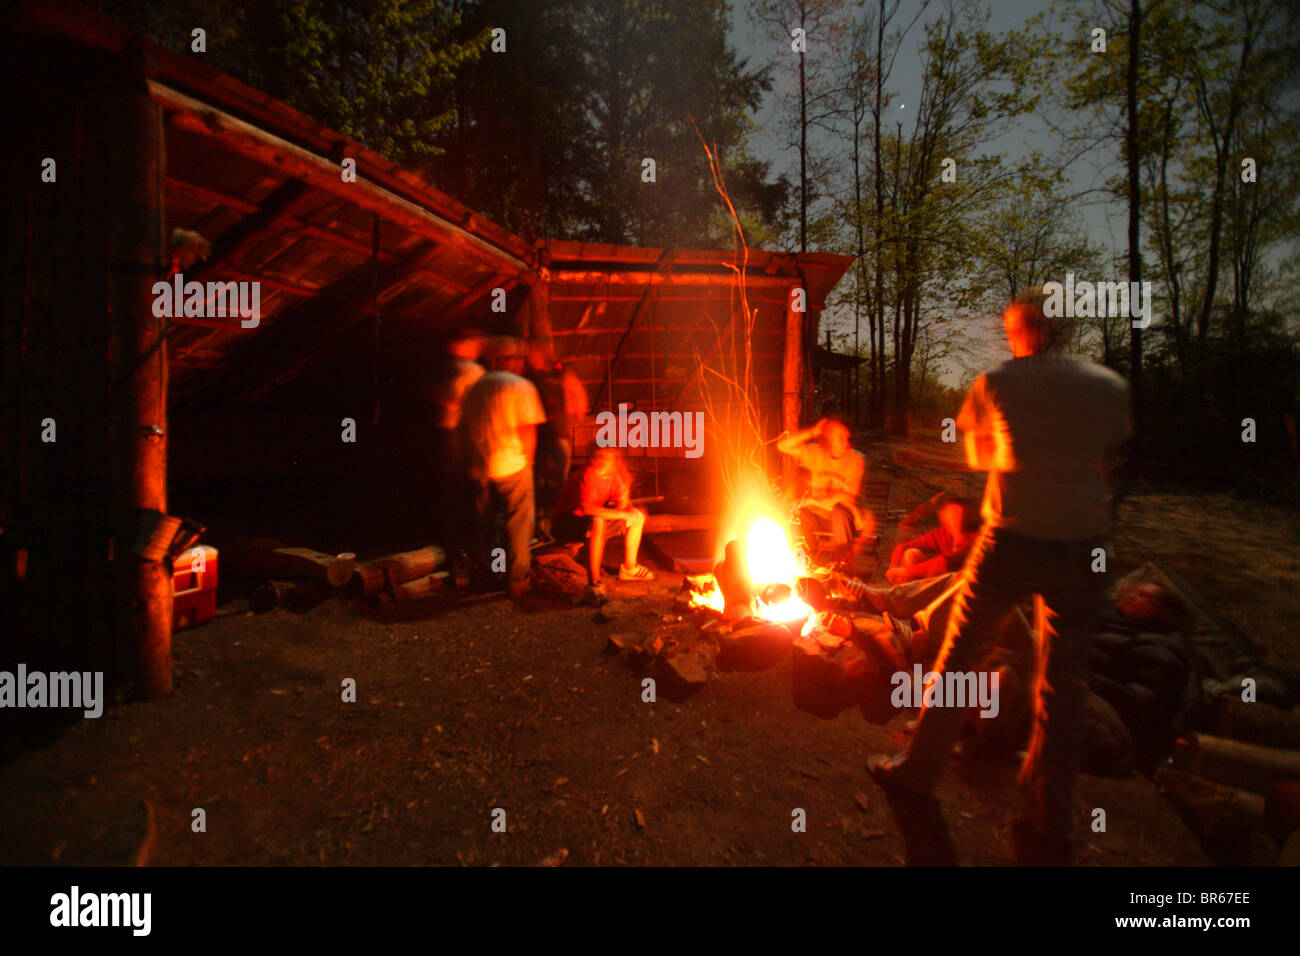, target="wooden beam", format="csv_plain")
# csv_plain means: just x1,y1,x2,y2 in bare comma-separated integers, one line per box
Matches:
150,80,536,281
550,269,797,288
550,326,784,337
178,240,443,408
164,175,472,295
107,54,171,698
211,267,319,298
527,268,552,353
242,241,449,404
166,175,259,214
592,279,657,409
189,178,314,283
432,272,514,333
550,292,792,305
